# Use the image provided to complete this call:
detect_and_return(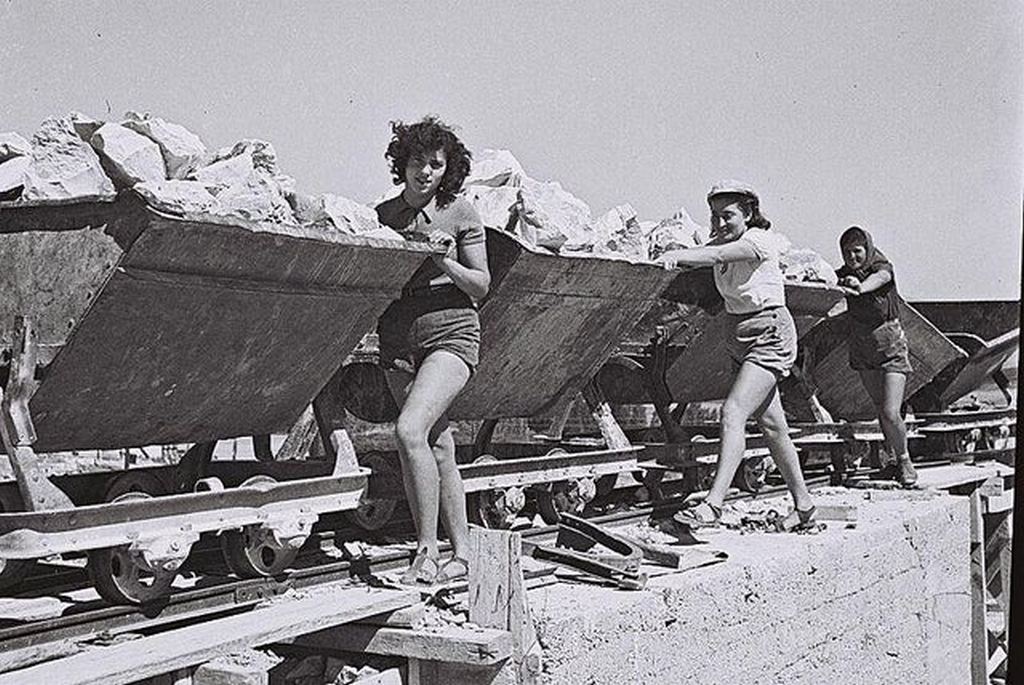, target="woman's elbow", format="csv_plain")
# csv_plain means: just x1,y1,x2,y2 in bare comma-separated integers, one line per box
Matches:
472,275,491,300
